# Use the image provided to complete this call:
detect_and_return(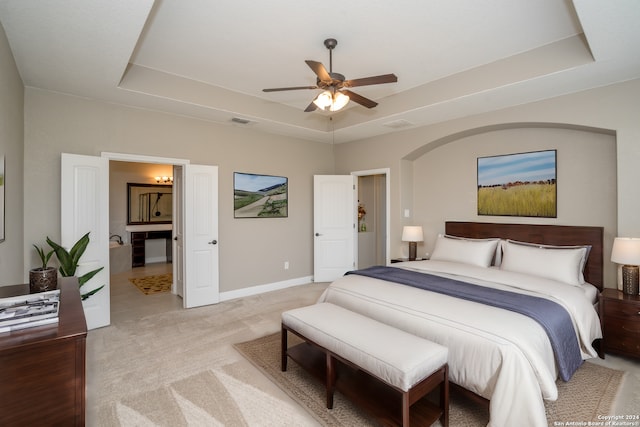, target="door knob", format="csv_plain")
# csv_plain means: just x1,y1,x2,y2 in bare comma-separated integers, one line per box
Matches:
315,233,322,236
173,236,178,241
209,239,218,245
